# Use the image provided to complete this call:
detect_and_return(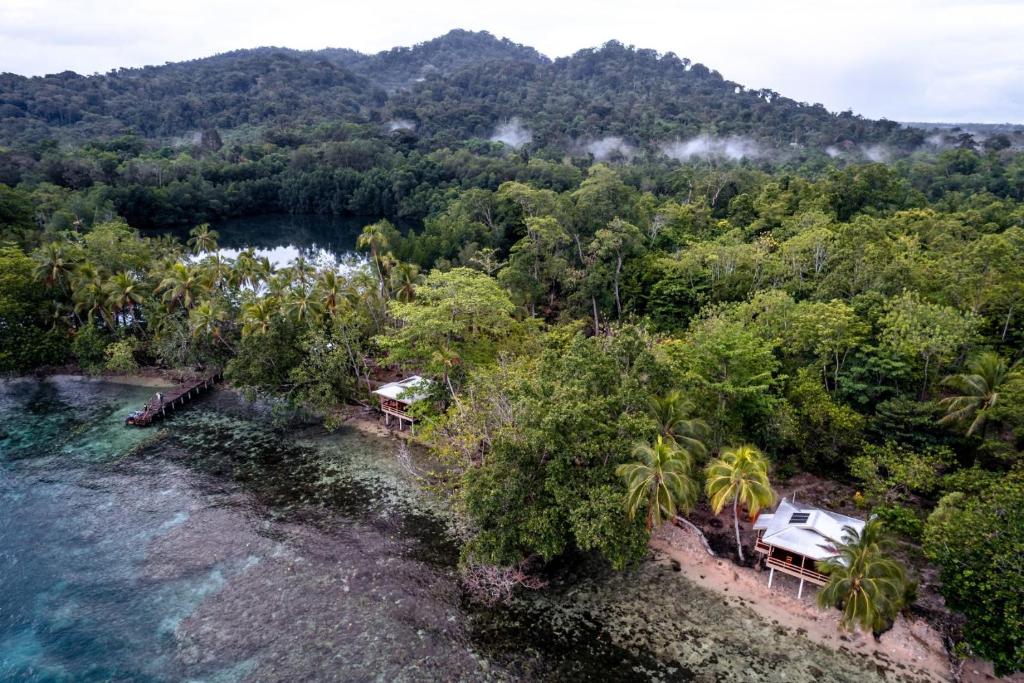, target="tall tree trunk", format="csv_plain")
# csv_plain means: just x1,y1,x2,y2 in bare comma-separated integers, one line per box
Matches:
591,296,600,336
614,255,623,319
733,496,745,563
